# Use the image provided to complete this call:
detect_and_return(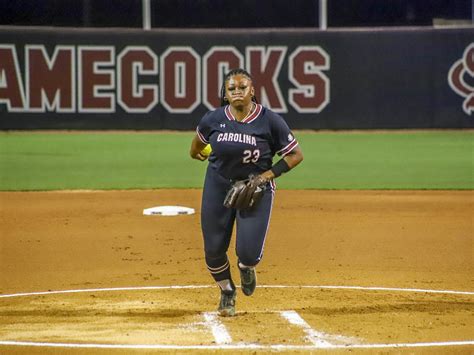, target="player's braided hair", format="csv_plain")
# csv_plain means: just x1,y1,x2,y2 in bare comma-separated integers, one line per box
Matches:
220,68,259,106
